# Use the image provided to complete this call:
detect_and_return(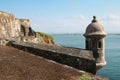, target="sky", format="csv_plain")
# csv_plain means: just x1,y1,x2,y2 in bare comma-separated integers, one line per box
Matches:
0,0,120,34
